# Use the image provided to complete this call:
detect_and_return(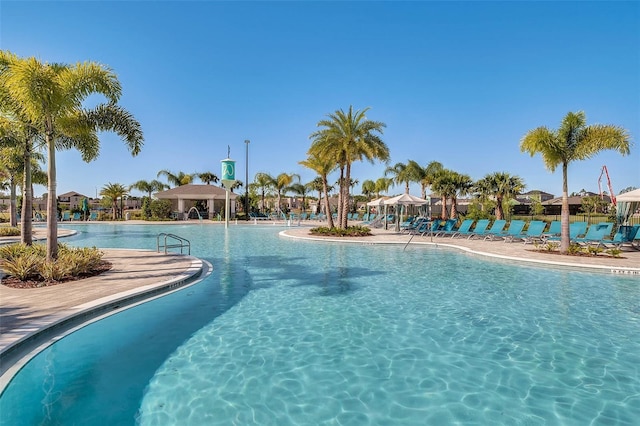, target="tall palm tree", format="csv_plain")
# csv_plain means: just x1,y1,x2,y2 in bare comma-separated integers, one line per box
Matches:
1,51,143,260
129,179,168,198
300,150,336,227
100,183,128,220
474,172,525,220
419,161,444,200
309,106,389,228
197,171,219,185
249,172,275,214
157,170,194,187
521,111,631,253
431,169,472,219
385,161,423,194
0,147,22,228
